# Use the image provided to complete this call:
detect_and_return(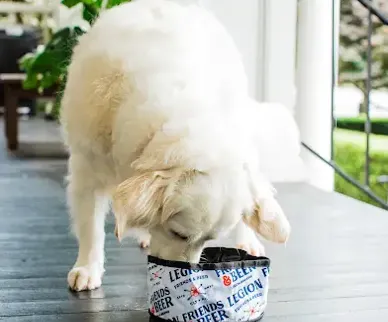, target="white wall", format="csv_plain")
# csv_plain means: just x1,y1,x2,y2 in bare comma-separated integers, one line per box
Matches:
202,0,297,111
